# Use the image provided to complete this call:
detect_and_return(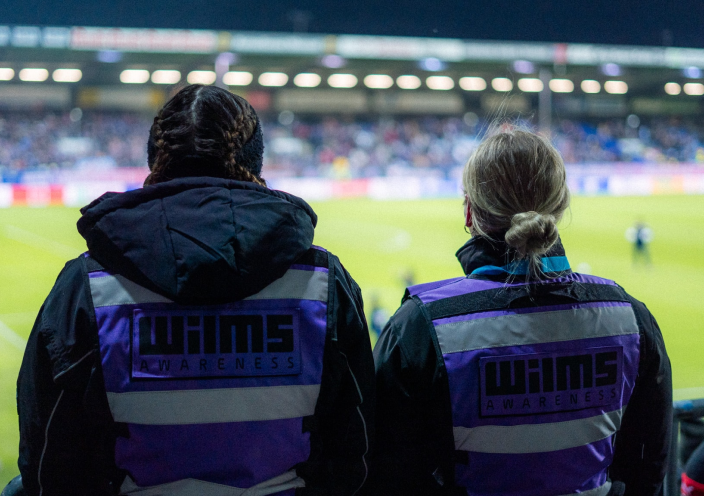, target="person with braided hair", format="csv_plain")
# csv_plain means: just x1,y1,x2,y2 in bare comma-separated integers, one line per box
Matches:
370,128,671,496
15,84,374,496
